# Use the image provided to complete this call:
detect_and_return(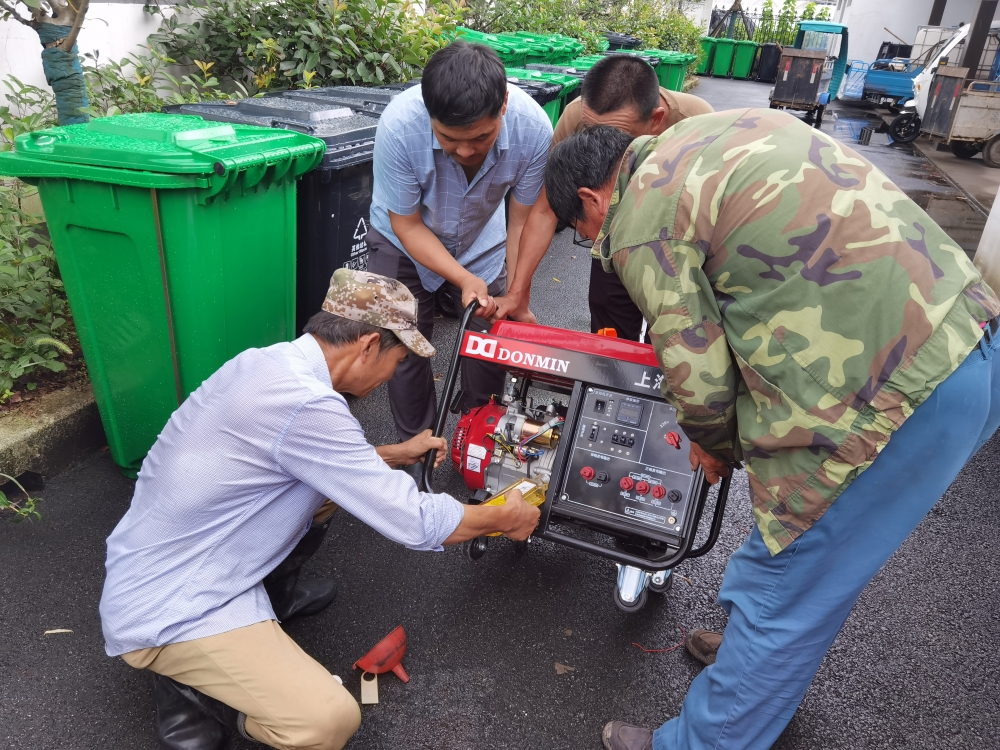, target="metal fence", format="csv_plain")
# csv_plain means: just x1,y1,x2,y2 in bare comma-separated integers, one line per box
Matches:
708,7,832,46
